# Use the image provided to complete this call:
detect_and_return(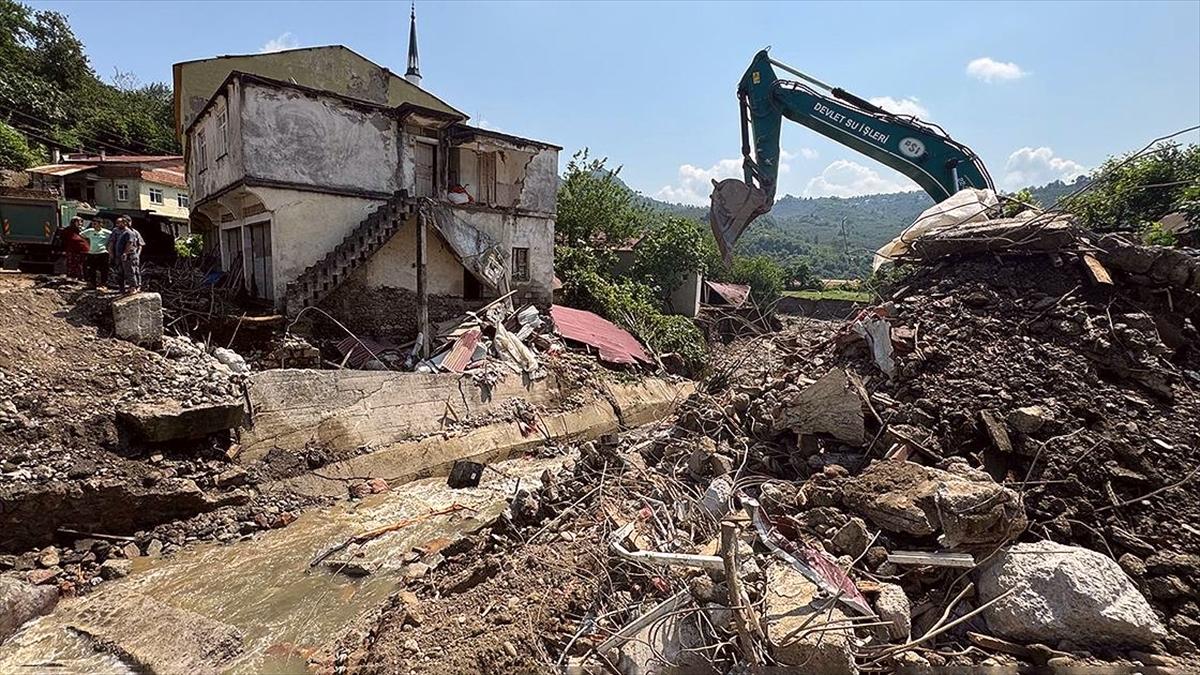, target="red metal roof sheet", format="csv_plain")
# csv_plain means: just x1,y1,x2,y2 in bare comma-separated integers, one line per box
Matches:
550,305,652,366
27,163,97,177
704,280,751,308
442,327,482,373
